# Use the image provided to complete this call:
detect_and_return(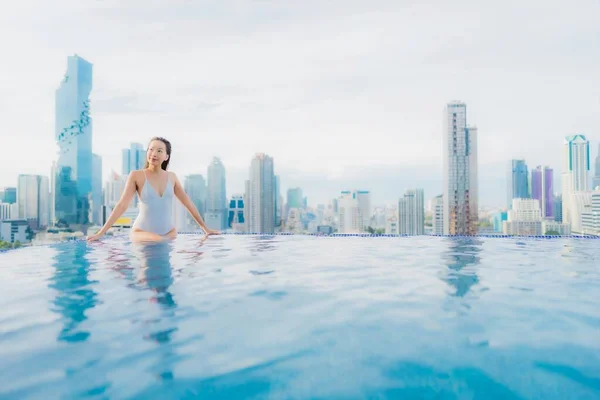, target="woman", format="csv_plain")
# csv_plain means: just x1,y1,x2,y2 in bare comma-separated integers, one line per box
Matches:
87,137,219,242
